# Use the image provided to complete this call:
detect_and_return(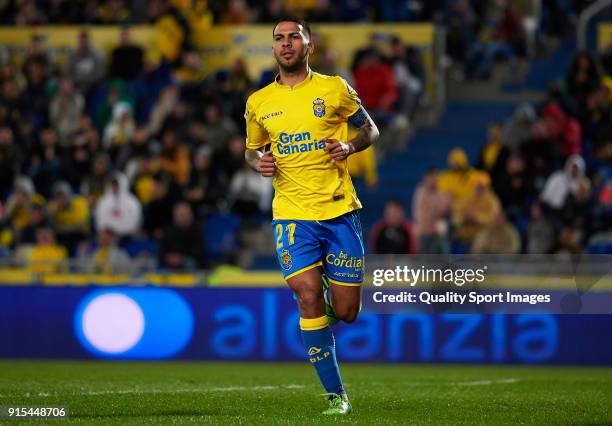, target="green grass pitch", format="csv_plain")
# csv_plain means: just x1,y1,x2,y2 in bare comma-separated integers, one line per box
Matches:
0,361,611,425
